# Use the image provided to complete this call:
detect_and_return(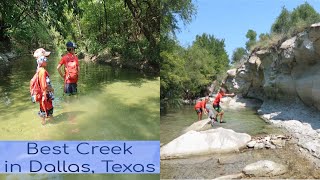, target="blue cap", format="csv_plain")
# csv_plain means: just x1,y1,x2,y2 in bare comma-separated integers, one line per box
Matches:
66,41,77,48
